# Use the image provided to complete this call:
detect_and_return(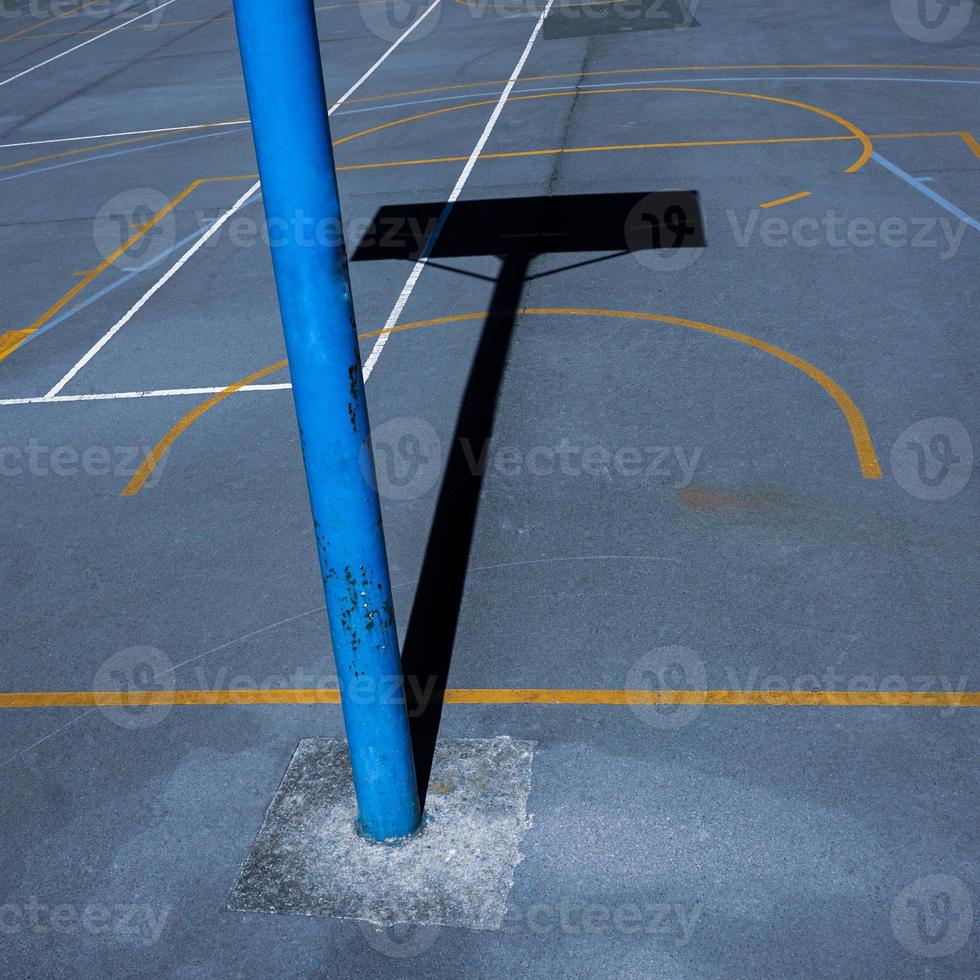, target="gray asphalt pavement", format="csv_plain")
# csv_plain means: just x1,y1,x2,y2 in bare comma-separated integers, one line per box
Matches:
0,0,978,976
